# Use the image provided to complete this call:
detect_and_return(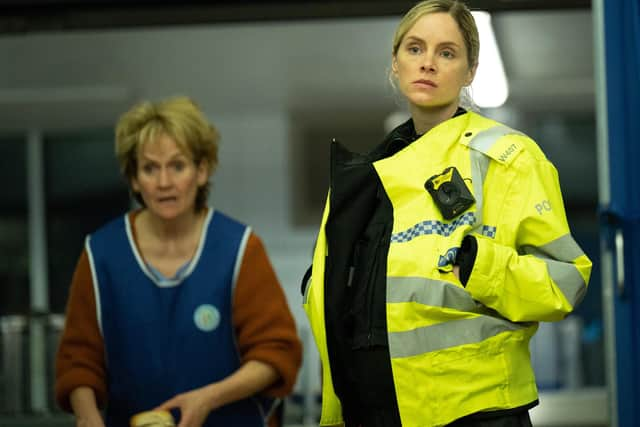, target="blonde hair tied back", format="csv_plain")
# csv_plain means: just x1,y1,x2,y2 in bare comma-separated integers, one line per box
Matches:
390,0,480,111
